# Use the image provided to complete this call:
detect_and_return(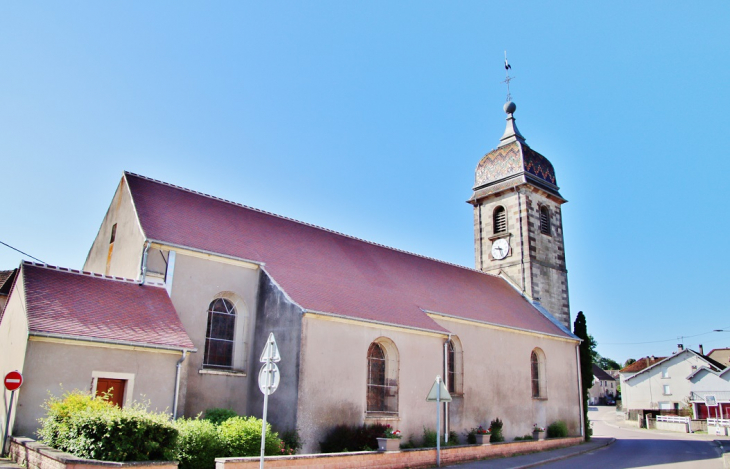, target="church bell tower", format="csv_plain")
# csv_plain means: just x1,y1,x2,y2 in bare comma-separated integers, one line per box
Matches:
469,101,571,328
